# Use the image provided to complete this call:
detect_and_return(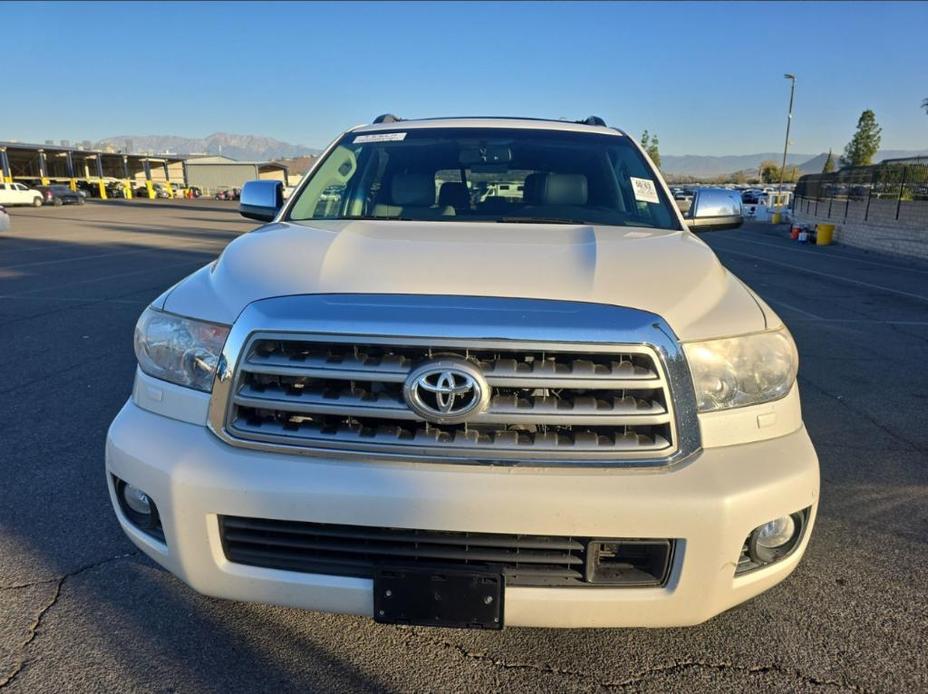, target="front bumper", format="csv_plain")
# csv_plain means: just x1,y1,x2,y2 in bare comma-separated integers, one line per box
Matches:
106,401,819,628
